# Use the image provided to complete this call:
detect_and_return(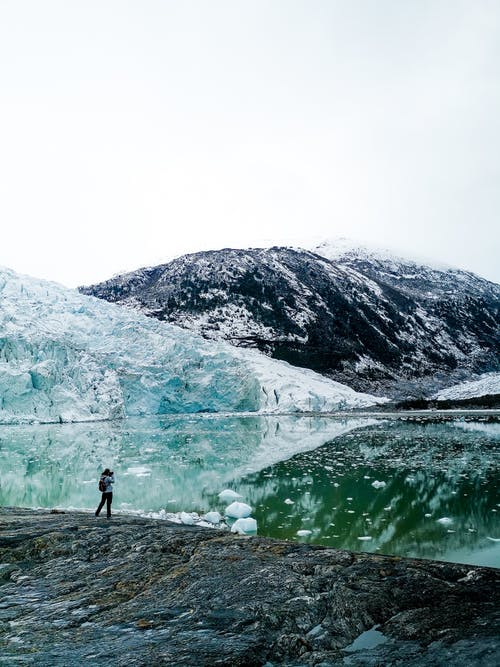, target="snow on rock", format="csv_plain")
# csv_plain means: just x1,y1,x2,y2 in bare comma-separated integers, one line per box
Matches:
81,240,500,397
225,501,252,519
311,237,455,273
218,489,242,503
230,517,257,534
0,266,385,424
432,373,500,401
